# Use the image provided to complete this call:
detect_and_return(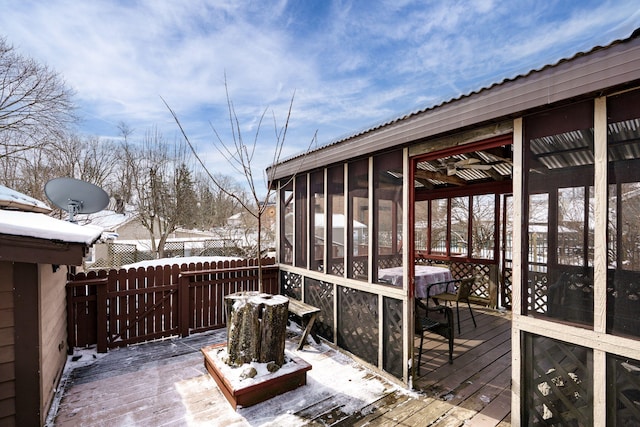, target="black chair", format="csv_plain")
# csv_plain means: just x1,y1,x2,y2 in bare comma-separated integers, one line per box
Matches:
415,287,454,375
431,277,477,335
